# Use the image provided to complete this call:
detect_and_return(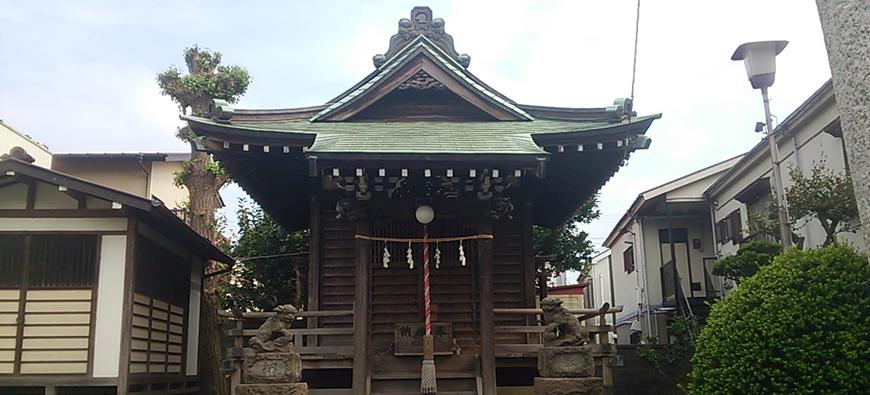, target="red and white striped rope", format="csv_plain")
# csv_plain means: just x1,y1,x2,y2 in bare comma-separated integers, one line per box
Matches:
423,224,431,336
